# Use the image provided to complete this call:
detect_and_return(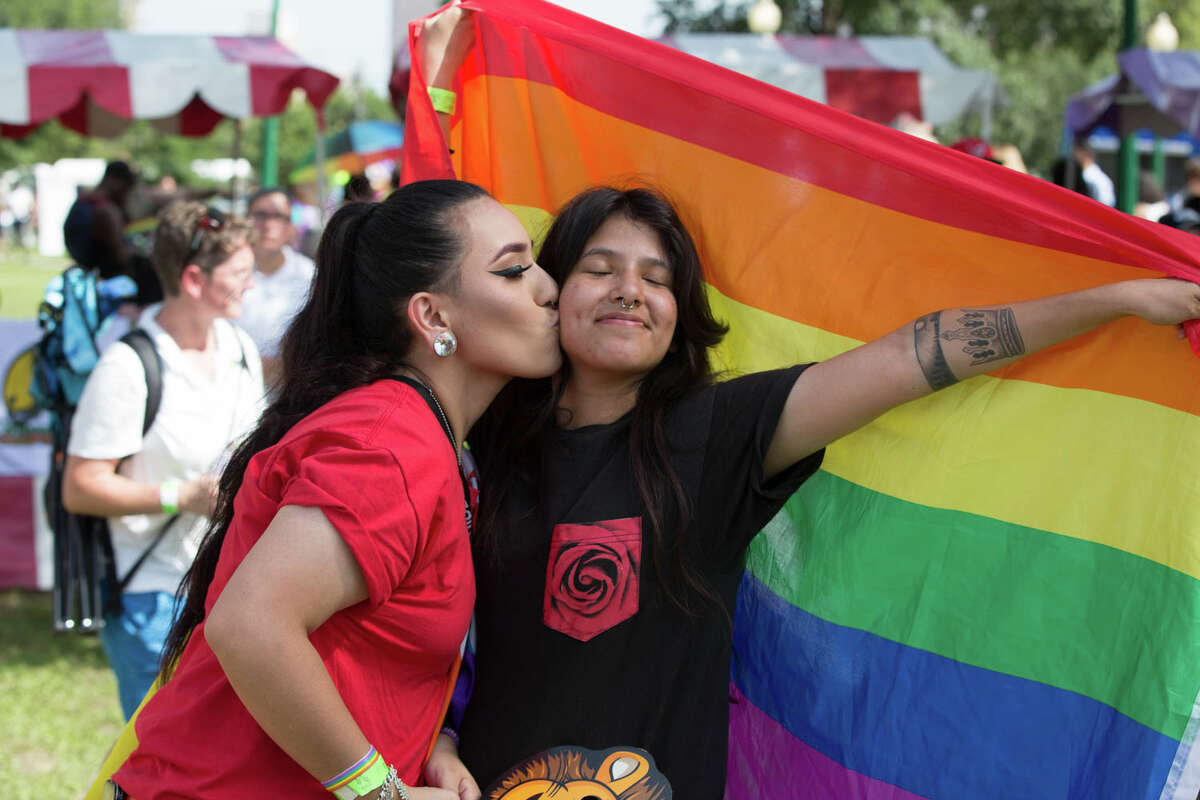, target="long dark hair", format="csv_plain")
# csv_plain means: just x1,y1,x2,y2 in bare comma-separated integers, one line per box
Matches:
474,186,729,616
160,179,489,677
